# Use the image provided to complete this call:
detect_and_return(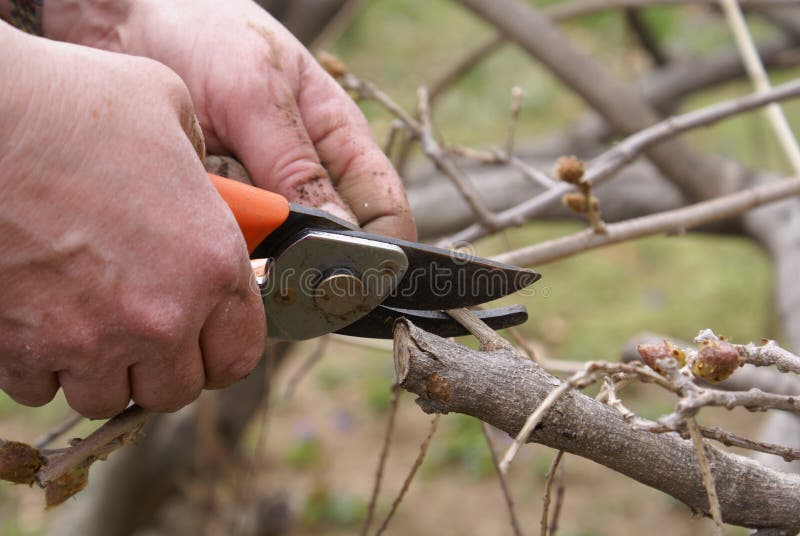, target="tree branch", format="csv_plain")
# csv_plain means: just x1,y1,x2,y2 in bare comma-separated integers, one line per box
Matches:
393,319,800,530
493,175,800,268
457,0,734,203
